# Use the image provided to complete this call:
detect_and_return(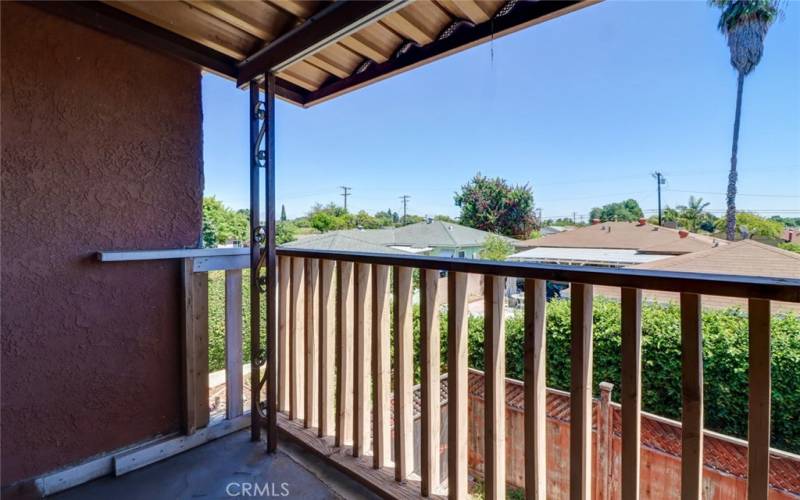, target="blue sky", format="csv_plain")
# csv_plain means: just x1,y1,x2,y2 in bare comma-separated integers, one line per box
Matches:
202,0,799,222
